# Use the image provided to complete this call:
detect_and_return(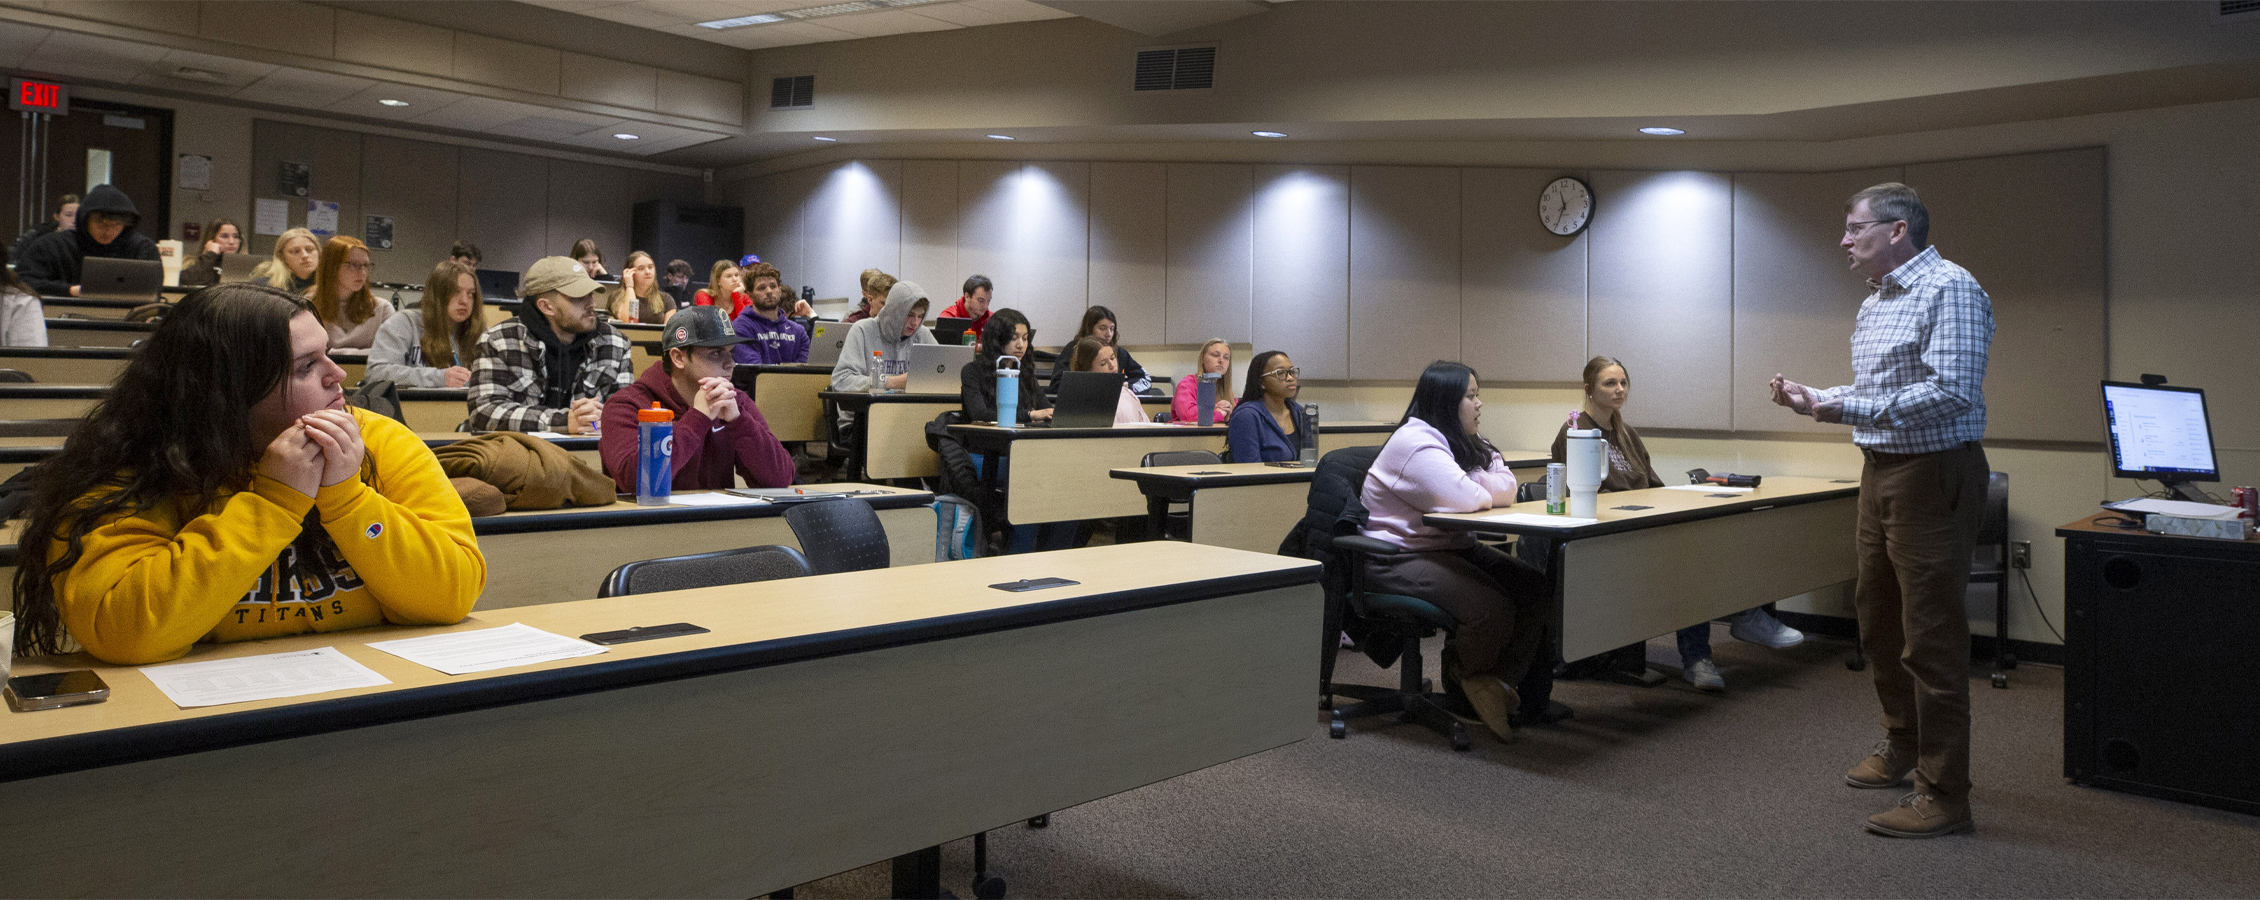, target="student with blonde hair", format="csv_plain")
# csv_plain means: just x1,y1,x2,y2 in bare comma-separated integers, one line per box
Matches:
1172,338,1235,424
368,260,483,388
847,268,895,323
609,250,670,323
305,235,394,350
255,227,322,294
695,259,751,320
